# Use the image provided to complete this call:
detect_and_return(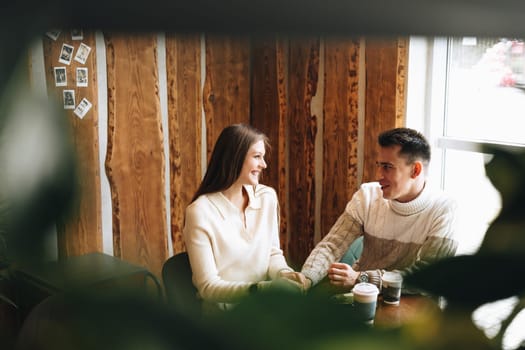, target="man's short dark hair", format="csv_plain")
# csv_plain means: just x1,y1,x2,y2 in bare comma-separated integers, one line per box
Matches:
378,128,431,164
